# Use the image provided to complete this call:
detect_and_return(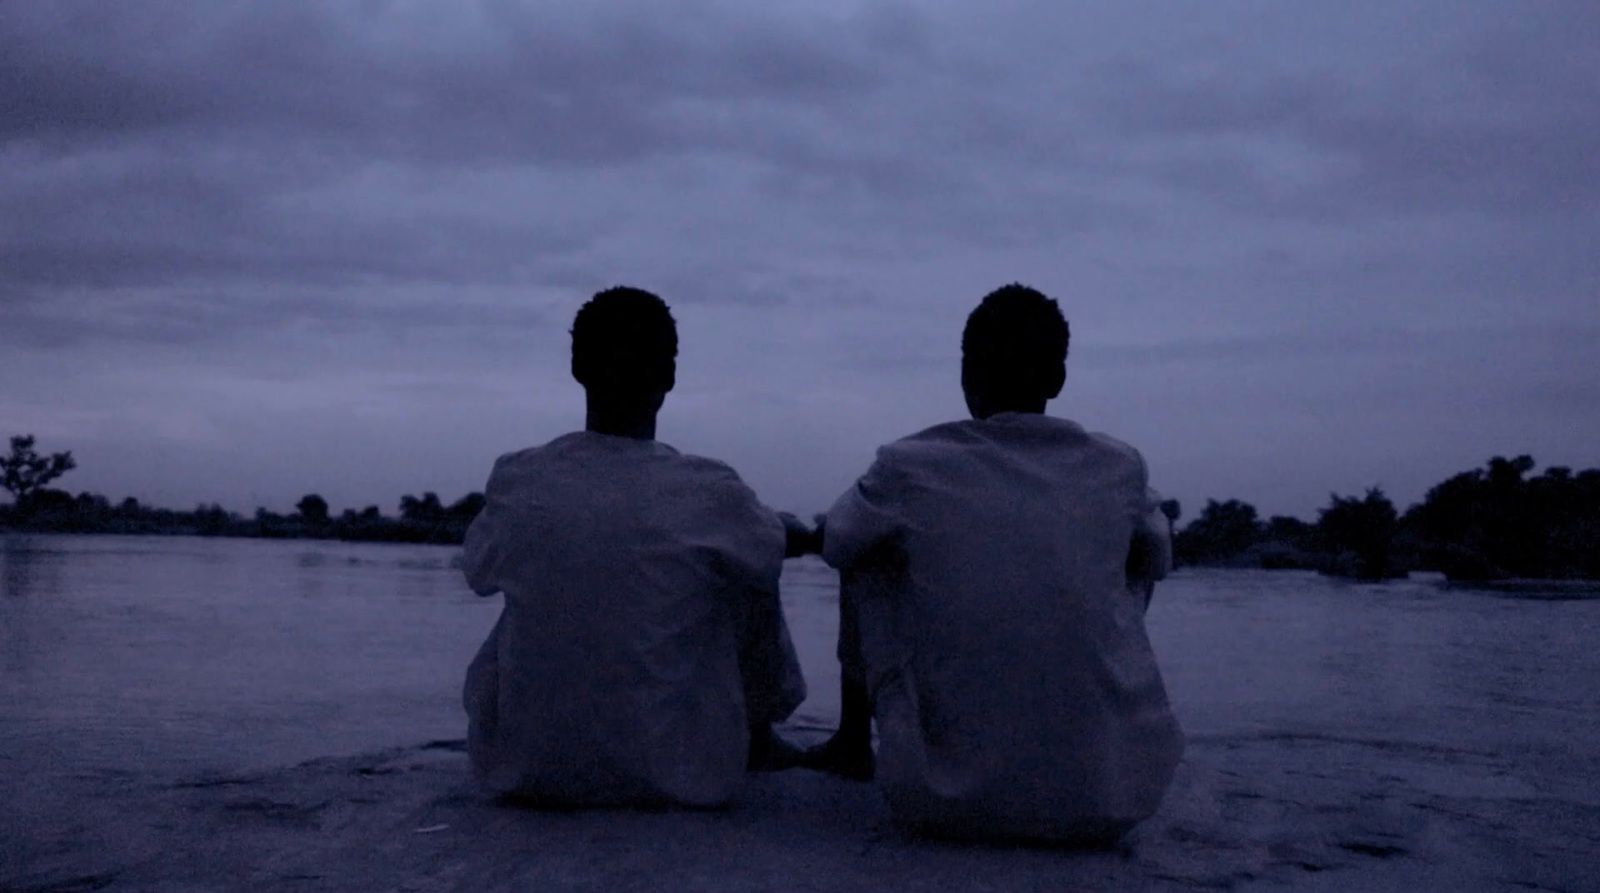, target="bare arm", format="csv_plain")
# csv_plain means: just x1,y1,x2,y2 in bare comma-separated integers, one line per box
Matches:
821,451,902,572
461,461,505,597
1127,488,1172,609
778,512,823,558
462,509,501,596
